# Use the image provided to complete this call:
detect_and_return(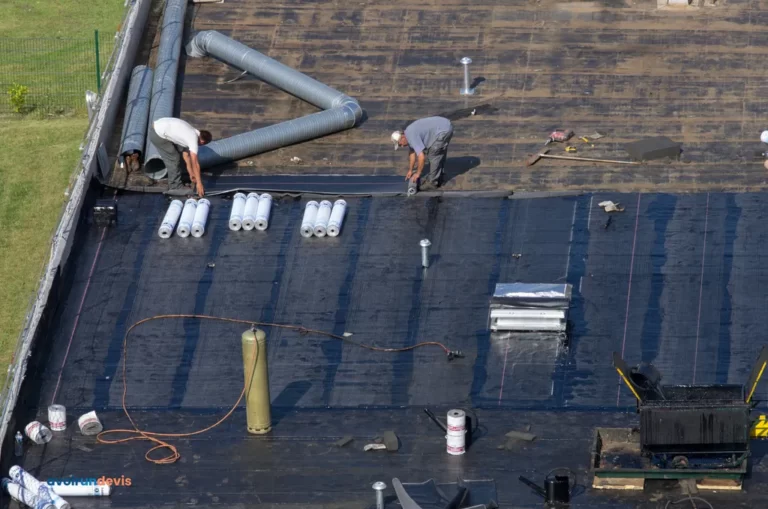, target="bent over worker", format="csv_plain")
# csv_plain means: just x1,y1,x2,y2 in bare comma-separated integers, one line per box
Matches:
391,116,454,190
149,117,212,196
